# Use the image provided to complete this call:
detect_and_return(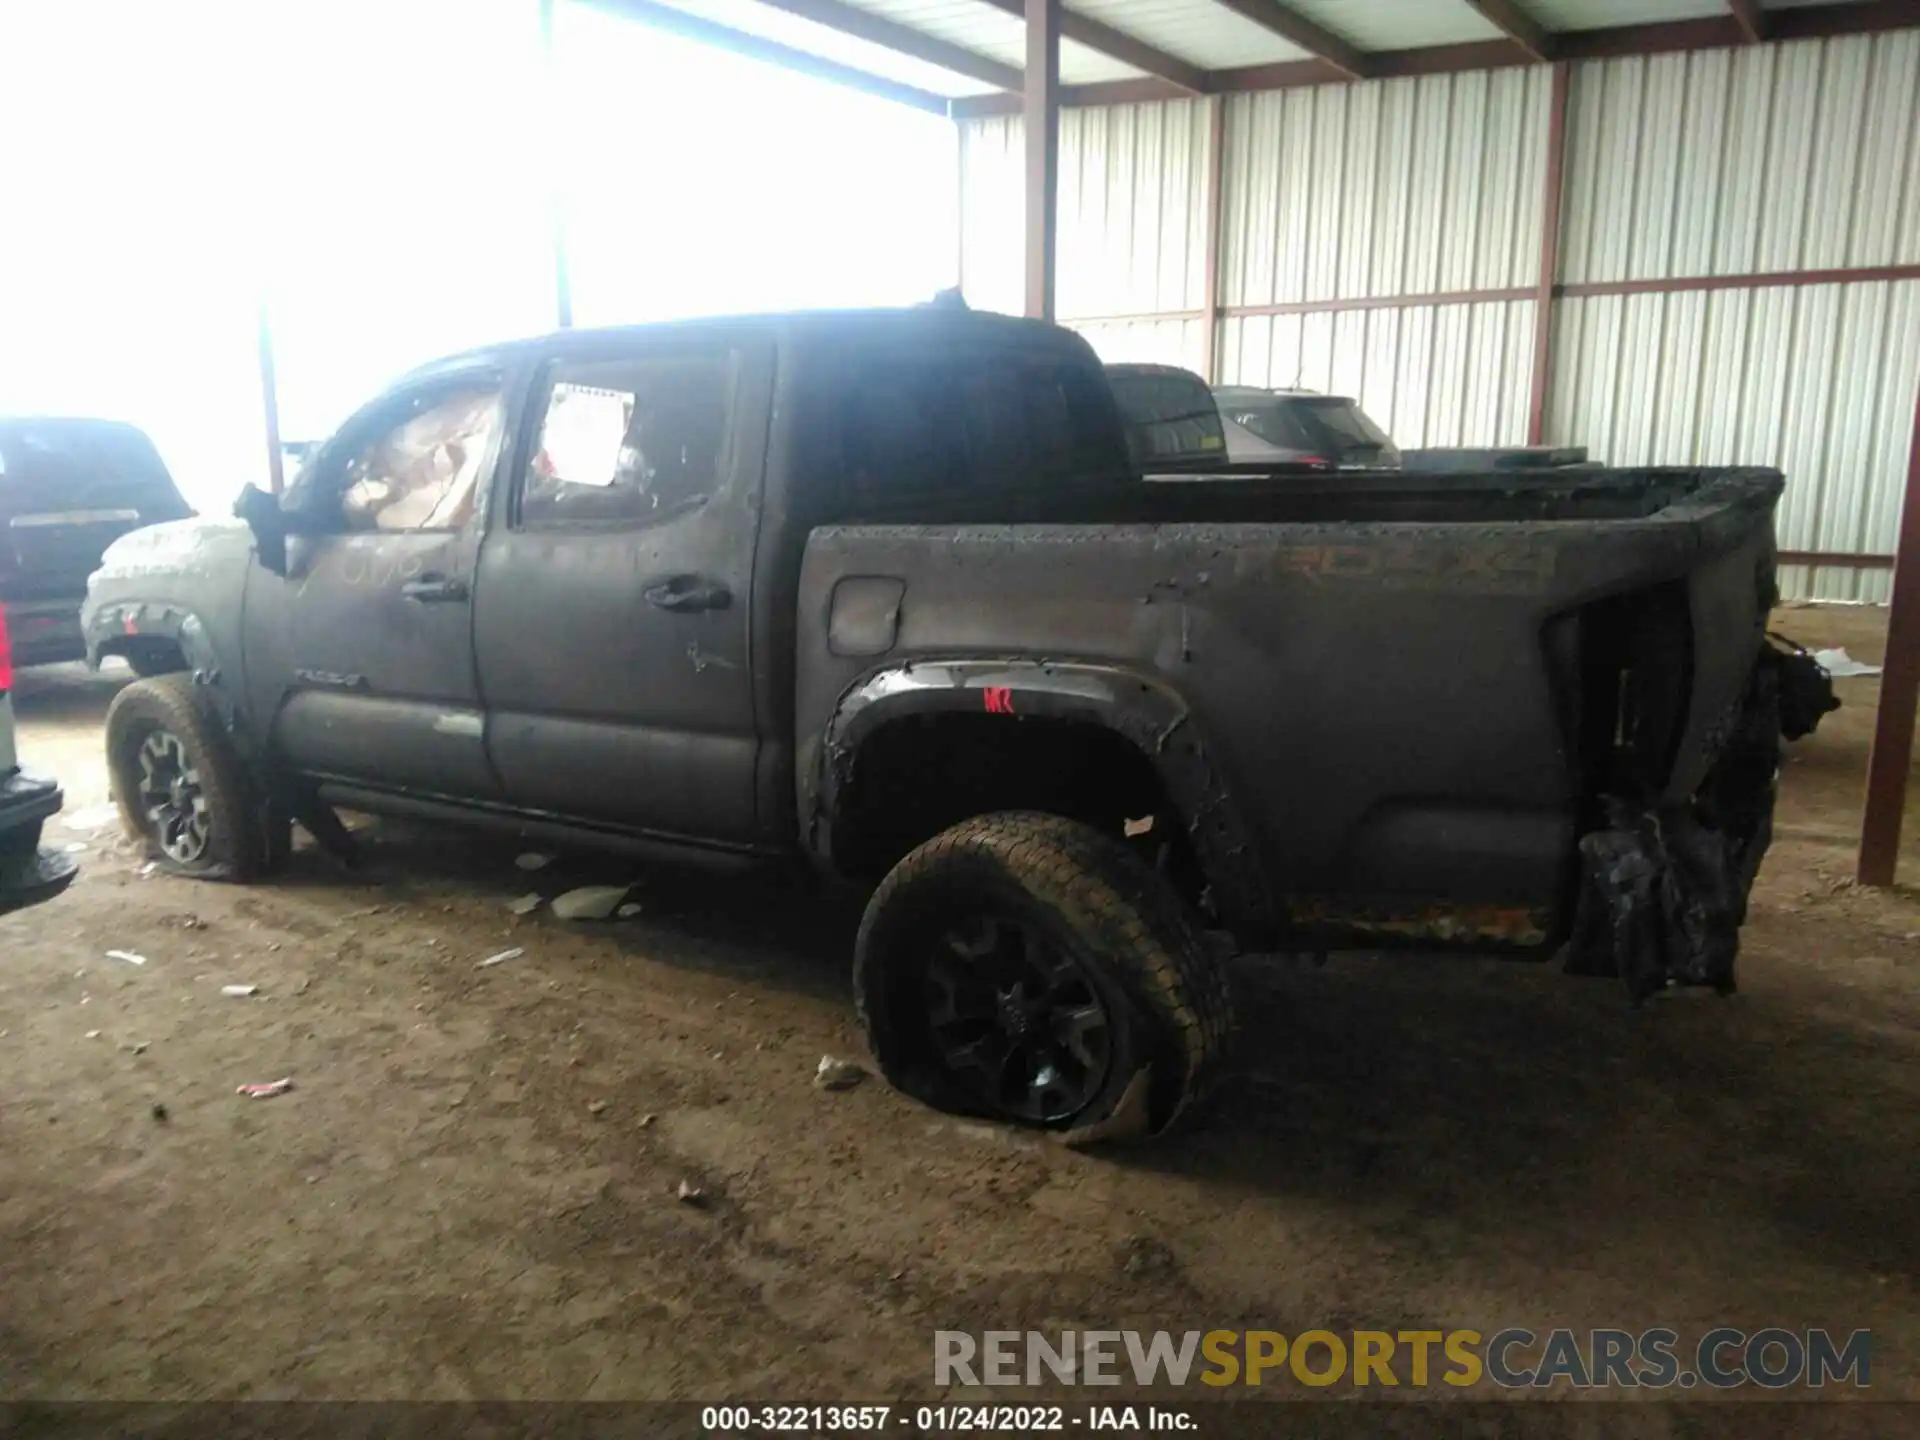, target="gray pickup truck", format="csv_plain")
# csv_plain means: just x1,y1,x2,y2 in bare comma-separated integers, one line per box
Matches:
79,307,1830,1138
